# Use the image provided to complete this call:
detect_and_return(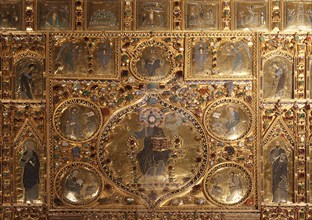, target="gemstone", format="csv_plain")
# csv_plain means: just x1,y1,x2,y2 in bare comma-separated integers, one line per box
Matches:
225,146,235,155
124,197,135,205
